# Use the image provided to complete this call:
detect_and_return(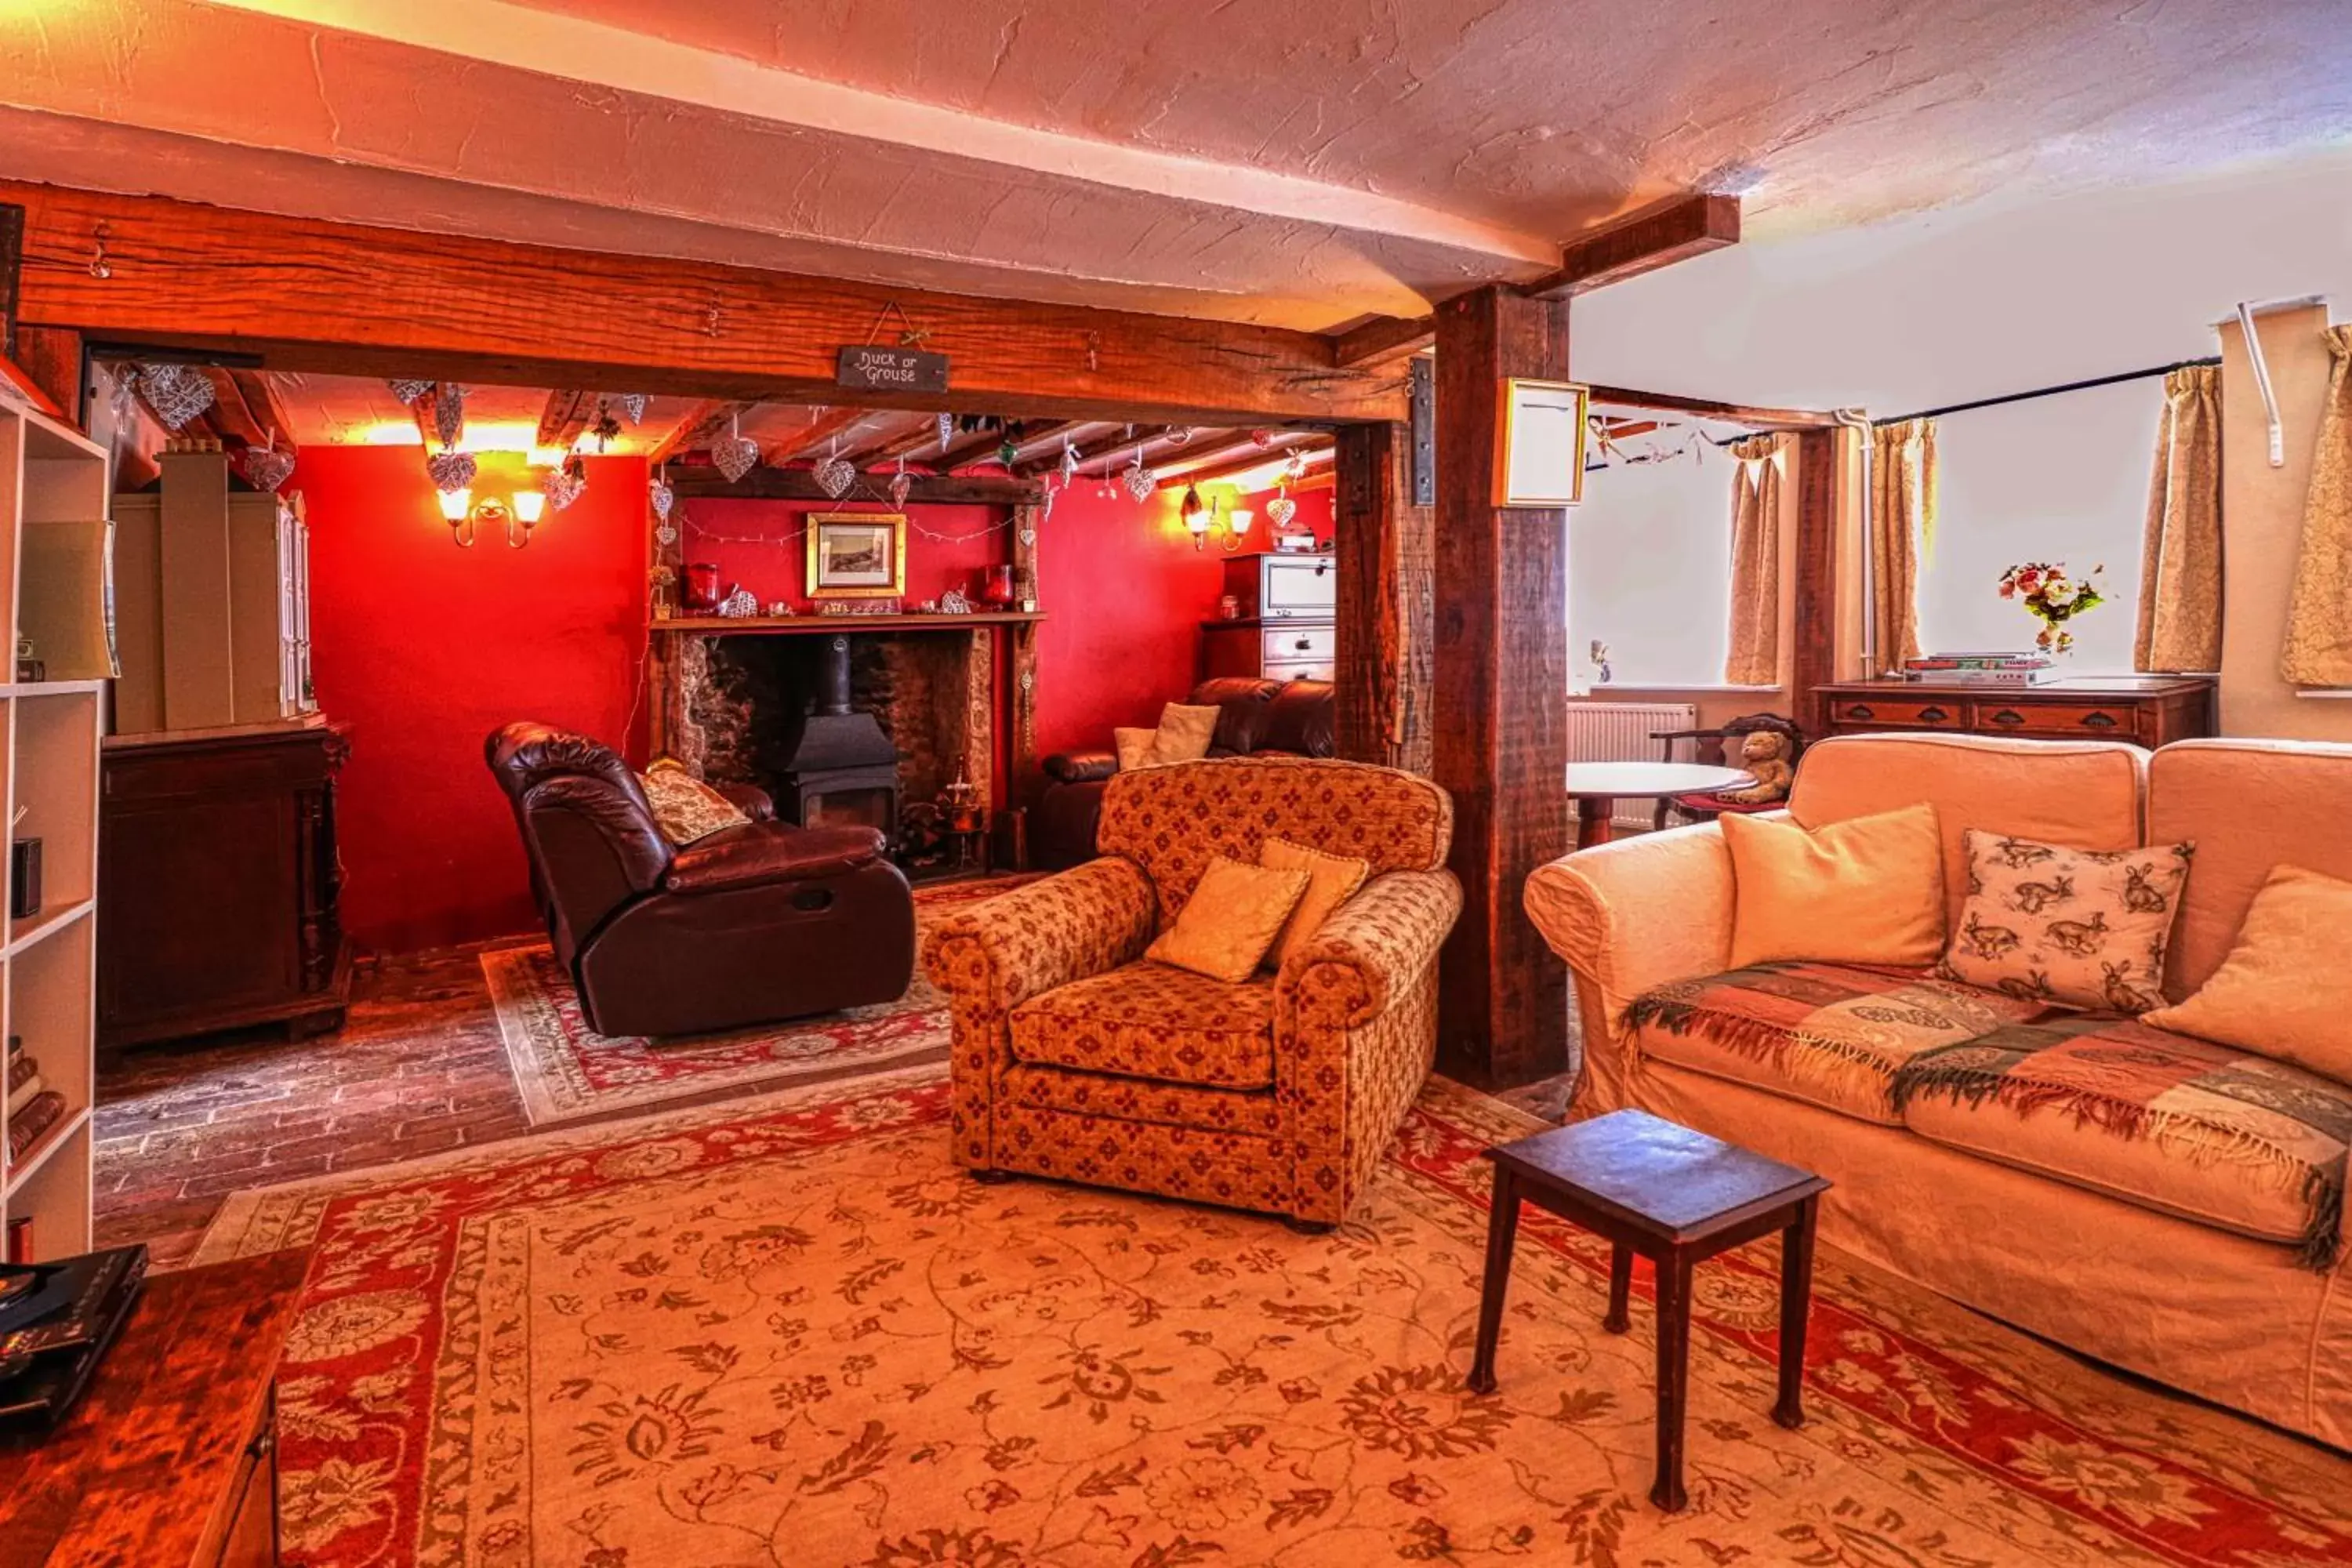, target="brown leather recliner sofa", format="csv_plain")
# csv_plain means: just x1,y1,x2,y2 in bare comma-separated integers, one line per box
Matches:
1033,677,1336,869
485,722,916,1037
